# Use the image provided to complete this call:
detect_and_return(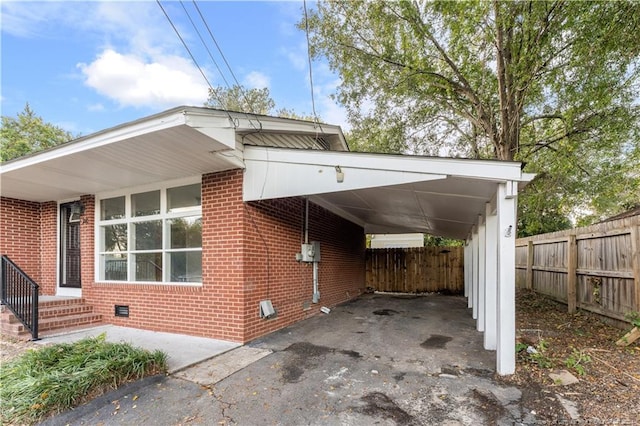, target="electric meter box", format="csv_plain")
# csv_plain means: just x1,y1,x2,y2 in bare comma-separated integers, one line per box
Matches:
301,241,321,262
